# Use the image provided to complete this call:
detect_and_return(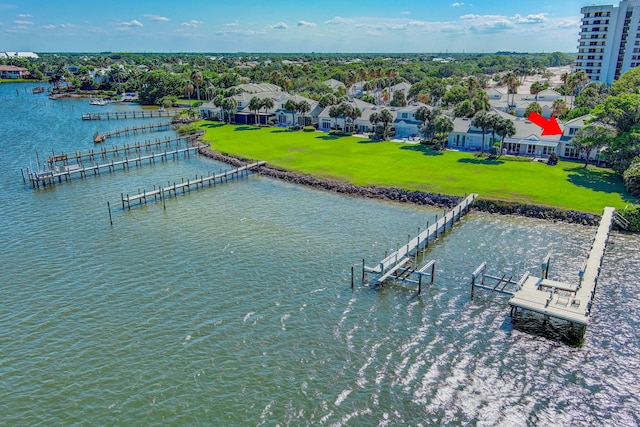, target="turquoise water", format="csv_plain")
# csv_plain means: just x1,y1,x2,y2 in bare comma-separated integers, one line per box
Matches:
1,83,639,426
